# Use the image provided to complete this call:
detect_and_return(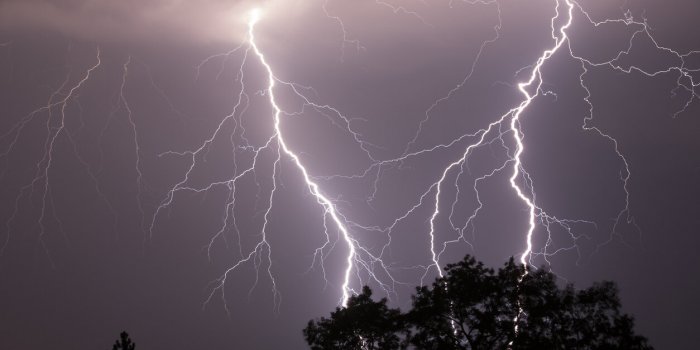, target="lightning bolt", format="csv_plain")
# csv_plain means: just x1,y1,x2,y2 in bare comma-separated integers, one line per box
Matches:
160,8,381,311
246,9,357,305
395,0,698,284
